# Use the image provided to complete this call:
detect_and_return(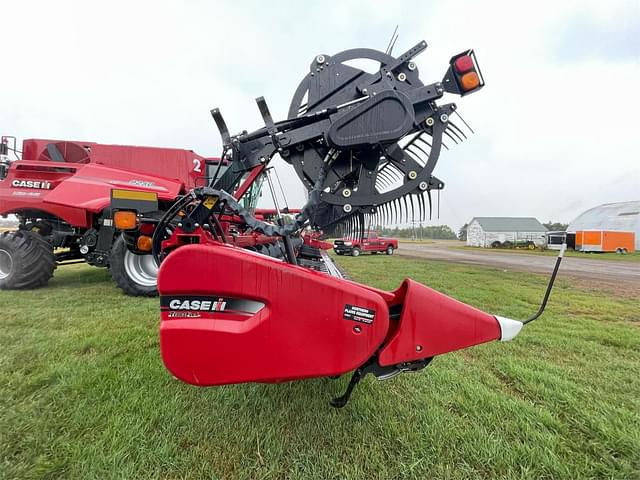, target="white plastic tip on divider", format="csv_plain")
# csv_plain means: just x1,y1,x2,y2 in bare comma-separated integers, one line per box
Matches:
495,316,523,341
559,243,567,257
